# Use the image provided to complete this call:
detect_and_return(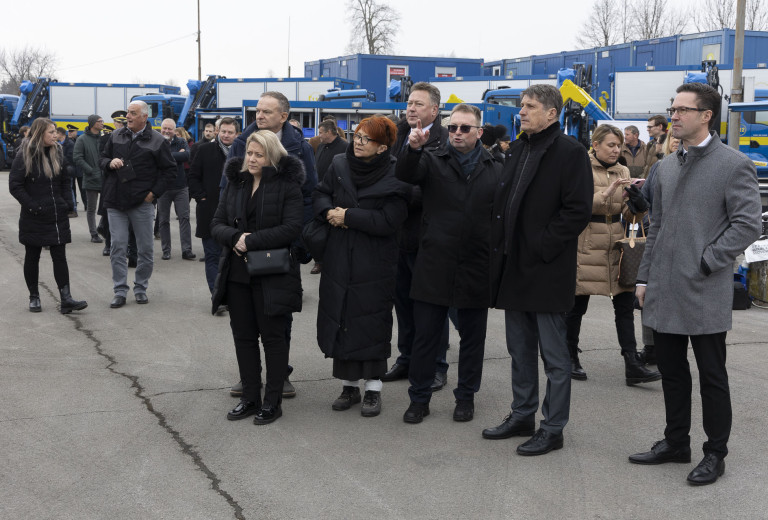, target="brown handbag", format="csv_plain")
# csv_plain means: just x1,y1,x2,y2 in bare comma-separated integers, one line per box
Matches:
616,216,646,287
